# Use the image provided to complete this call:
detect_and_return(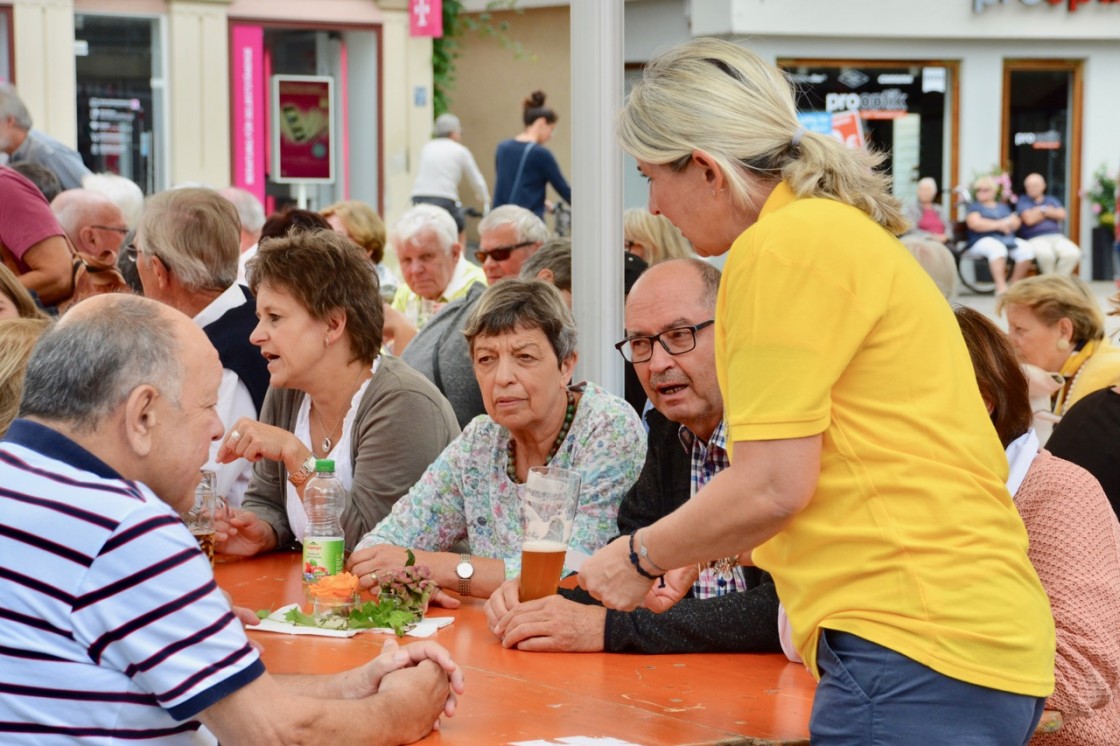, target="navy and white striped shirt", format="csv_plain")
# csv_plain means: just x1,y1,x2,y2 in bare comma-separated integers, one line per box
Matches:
0,419,264,744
